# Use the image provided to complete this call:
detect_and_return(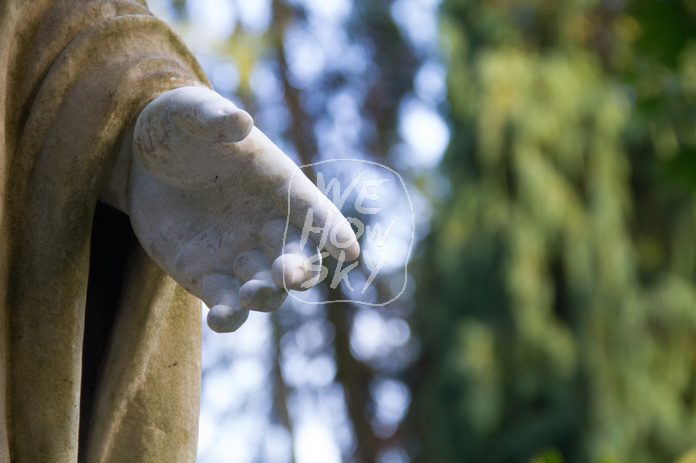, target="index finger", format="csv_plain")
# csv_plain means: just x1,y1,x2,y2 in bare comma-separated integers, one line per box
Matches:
234,128,360,261
277,170,360,262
